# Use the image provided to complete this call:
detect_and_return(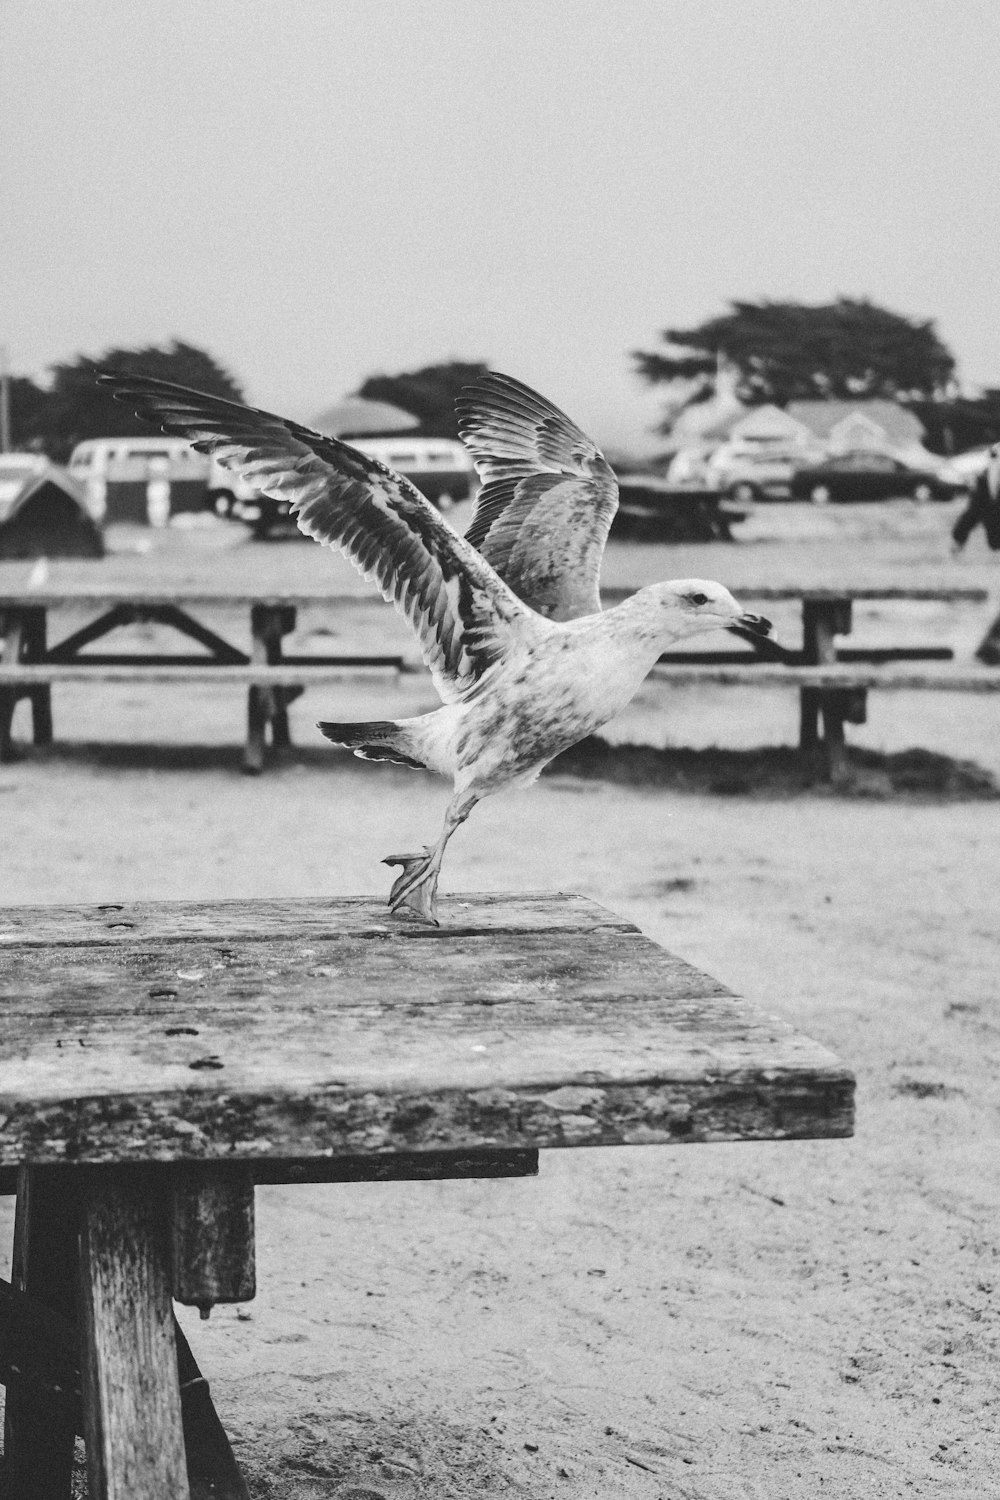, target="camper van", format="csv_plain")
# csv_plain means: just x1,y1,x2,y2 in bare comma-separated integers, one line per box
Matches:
352,438,475,507
68,437,210,523
225,436,477,538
